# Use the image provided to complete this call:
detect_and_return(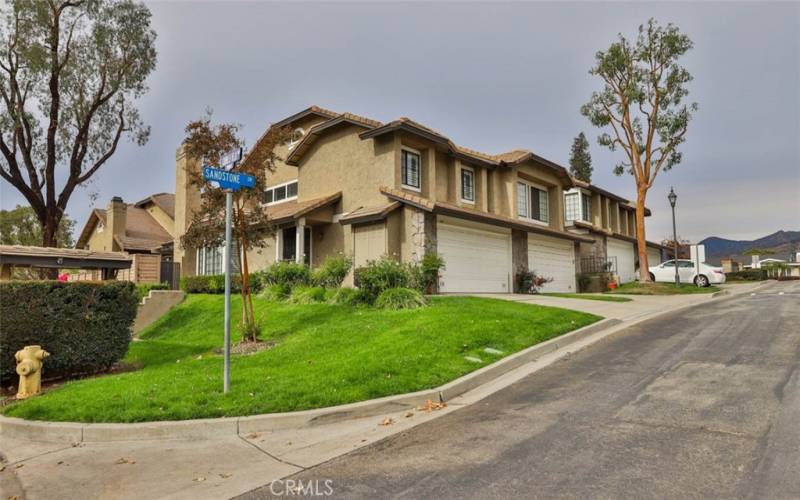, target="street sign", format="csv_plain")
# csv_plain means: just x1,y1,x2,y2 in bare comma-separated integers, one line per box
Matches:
203,166,256,191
